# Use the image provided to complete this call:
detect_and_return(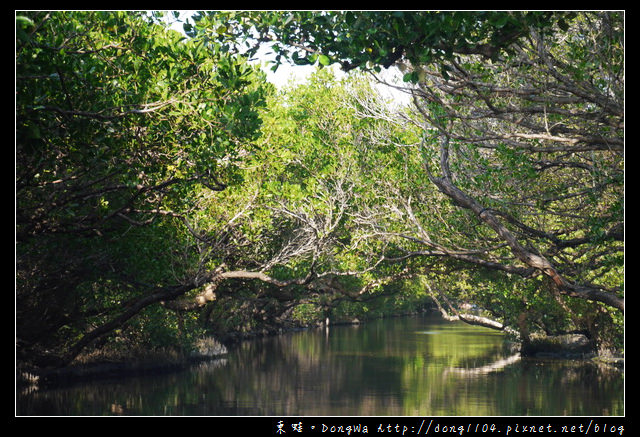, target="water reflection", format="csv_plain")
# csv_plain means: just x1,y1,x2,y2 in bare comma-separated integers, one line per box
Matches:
16,314,623,416
446,353,522,376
